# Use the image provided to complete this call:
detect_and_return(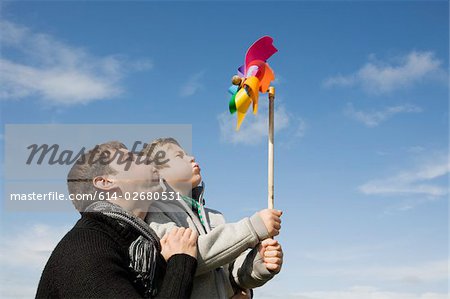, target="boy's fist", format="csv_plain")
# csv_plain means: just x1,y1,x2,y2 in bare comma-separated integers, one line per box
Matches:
258,238,283,273
258,209,282,237
160,227,198,261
